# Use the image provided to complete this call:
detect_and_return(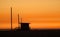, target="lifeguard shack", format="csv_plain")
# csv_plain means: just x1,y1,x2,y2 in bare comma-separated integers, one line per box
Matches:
20,23,30,31
18,14,30,31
